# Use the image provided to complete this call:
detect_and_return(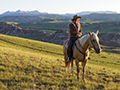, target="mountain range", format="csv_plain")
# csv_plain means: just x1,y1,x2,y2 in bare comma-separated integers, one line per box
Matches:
0,10,118,17
0,10,49,16
64,11,118,18
0,10,120,22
